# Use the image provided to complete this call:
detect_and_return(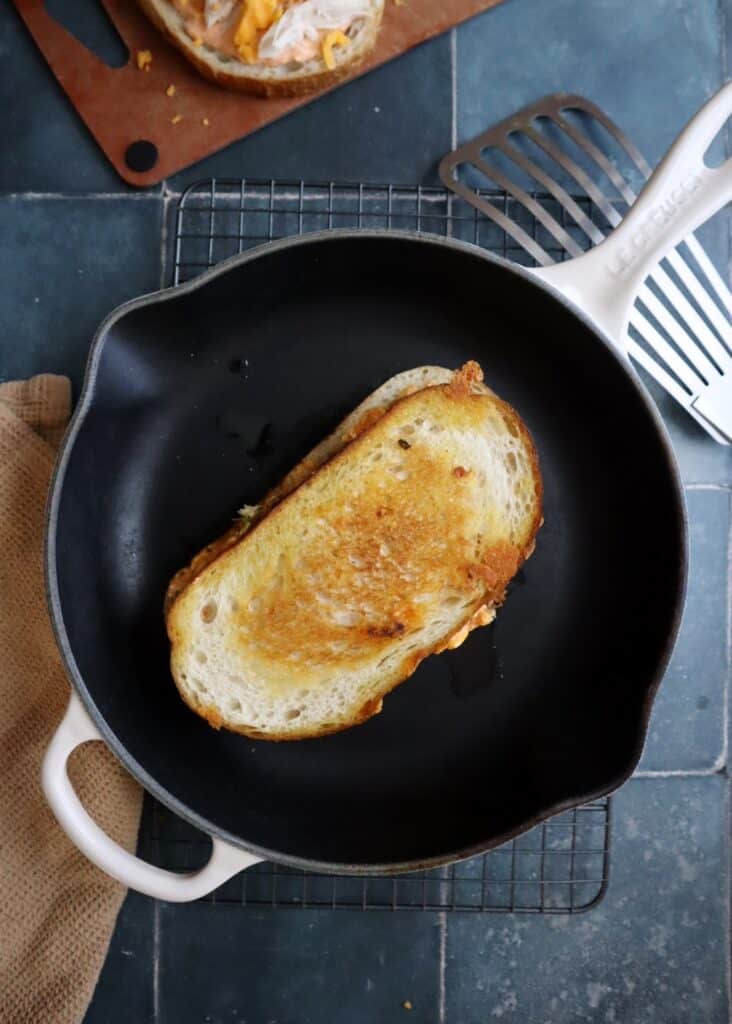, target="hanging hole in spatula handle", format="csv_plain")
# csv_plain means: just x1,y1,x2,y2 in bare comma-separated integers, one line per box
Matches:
535,83,732,346
42,692,261,901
